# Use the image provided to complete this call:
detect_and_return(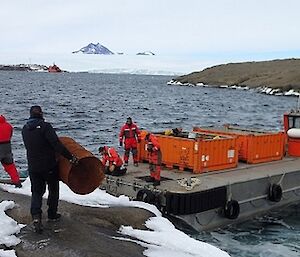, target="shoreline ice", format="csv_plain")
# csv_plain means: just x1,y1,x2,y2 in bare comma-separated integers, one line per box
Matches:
0,179,230,257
